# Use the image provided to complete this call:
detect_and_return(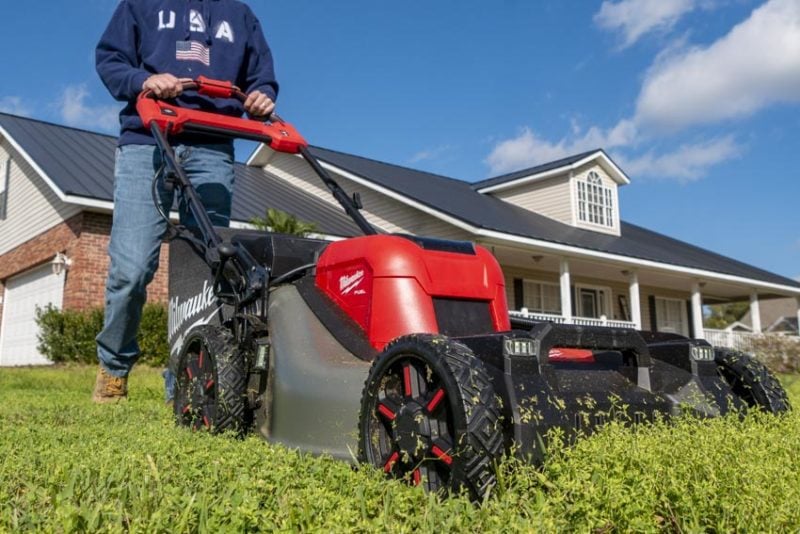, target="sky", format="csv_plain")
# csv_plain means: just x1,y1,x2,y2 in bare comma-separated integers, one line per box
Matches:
0,0,798,281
